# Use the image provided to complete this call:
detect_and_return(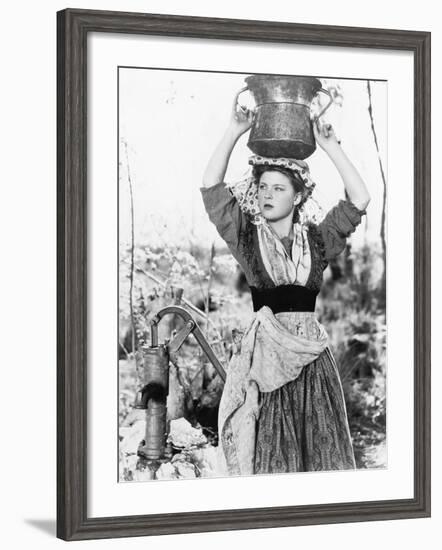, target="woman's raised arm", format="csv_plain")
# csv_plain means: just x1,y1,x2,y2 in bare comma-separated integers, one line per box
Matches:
313,119,371,211
202,87,255,188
